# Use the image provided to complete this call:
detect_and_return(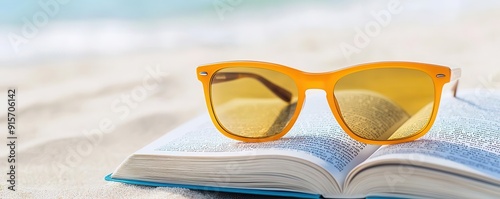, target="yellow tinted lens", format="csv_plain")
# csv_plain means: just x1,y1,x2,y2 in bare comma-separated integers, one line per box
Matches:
210,67,298,138
334,68,434,141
